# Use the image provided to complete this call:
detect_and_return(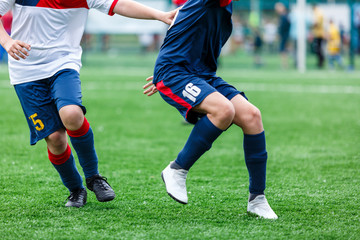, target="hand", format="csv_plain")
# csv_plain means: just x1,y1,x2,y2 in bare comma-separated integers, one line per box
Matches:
161,8,179,25
4,39,31,61
143,76,158,96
